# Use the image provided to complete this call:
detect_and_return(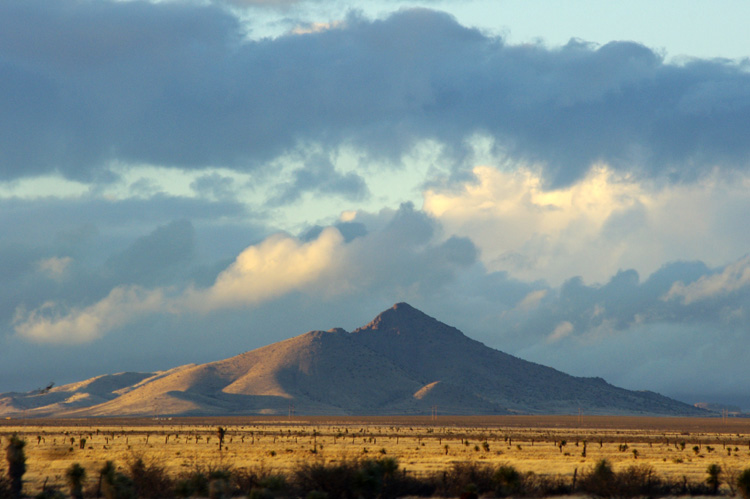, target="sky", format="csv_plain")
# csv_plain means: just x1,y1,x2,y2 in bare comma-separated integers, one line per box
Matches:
2,0,750,410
